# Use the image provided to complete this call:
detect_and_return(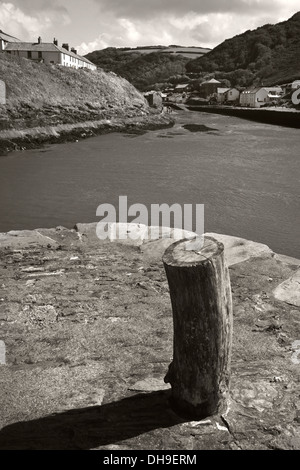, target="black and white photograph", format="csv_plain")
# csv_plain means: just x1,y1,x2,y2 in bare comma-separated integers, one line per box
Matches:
0,0,299,454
